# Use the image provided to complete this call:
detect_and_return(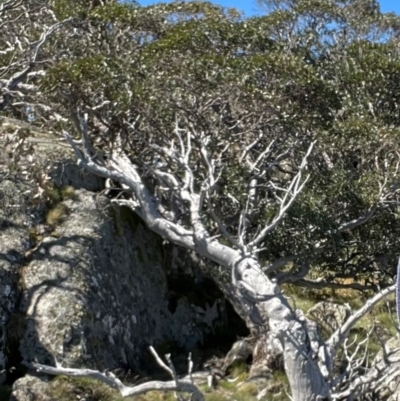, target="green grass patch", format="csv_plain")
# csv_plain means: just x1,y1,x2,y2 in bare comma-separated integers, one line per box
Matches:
236,382,258,396
233,393,257,401
227,361,248,378
205,393,227,401
45,204,68,226
131,390,176,401
47,376,125,401
60,185,75,200
219,378,239,392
